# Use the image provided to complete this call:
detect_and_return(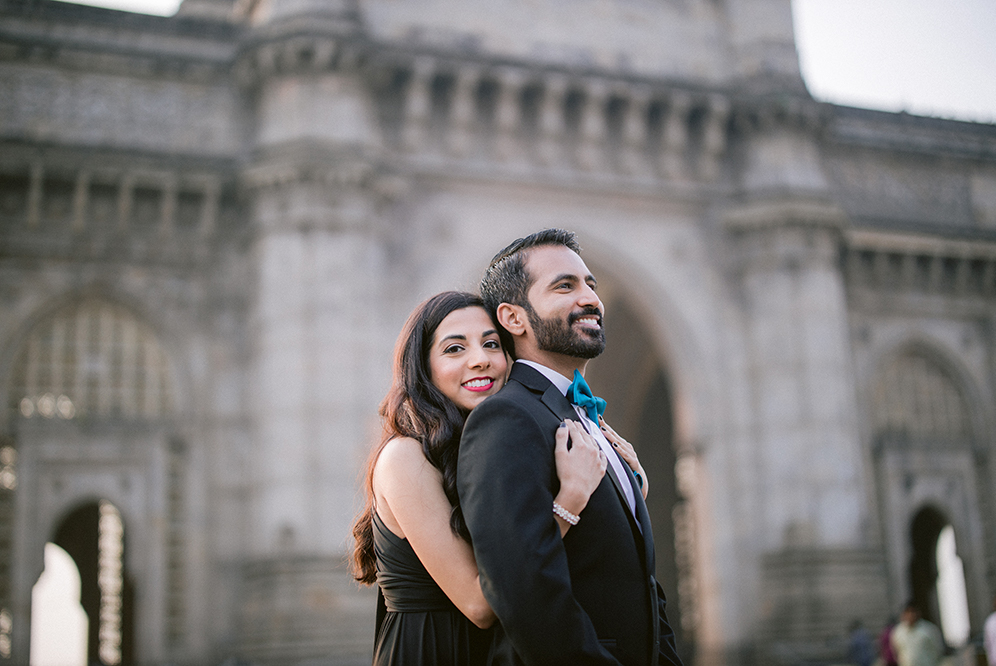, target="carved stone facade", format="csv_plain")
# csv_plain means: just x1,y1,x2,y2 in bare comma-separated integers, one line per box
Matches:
0,0,994,664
